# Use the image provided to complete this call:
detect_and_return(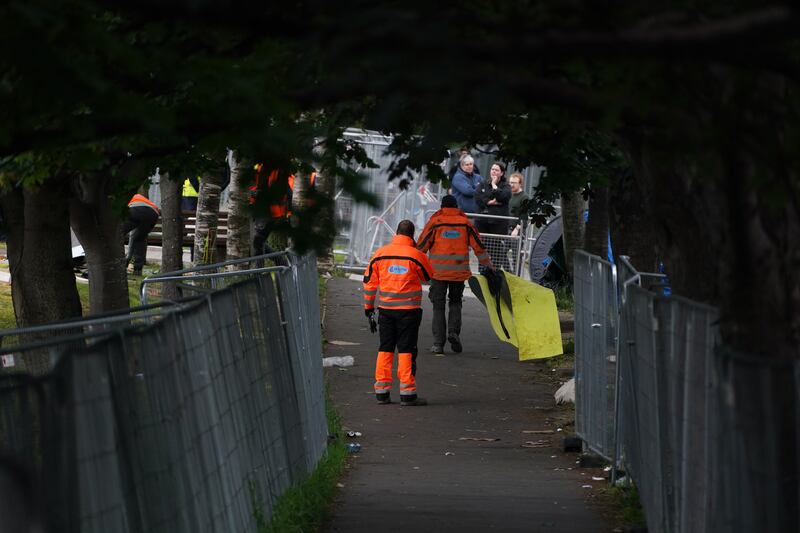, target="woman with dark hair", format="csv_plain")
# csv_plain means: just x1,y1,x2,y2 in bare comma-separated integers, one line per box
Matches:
474,162,512,270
